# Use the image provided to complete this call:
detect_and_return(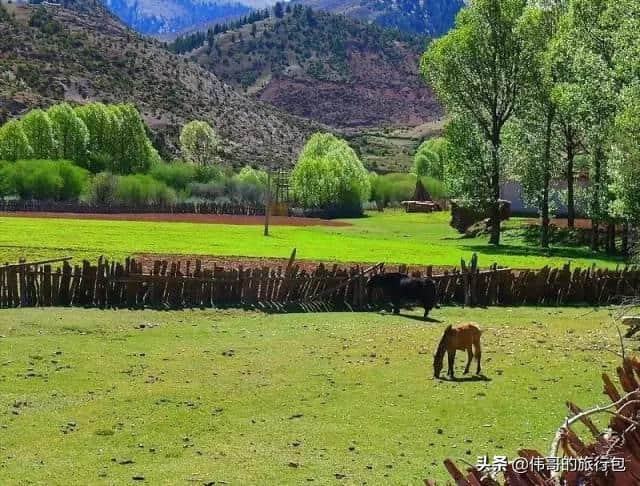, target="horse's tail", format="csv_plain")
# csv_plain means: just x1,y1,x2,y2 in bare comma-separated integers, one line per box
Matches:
472,326,482,353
